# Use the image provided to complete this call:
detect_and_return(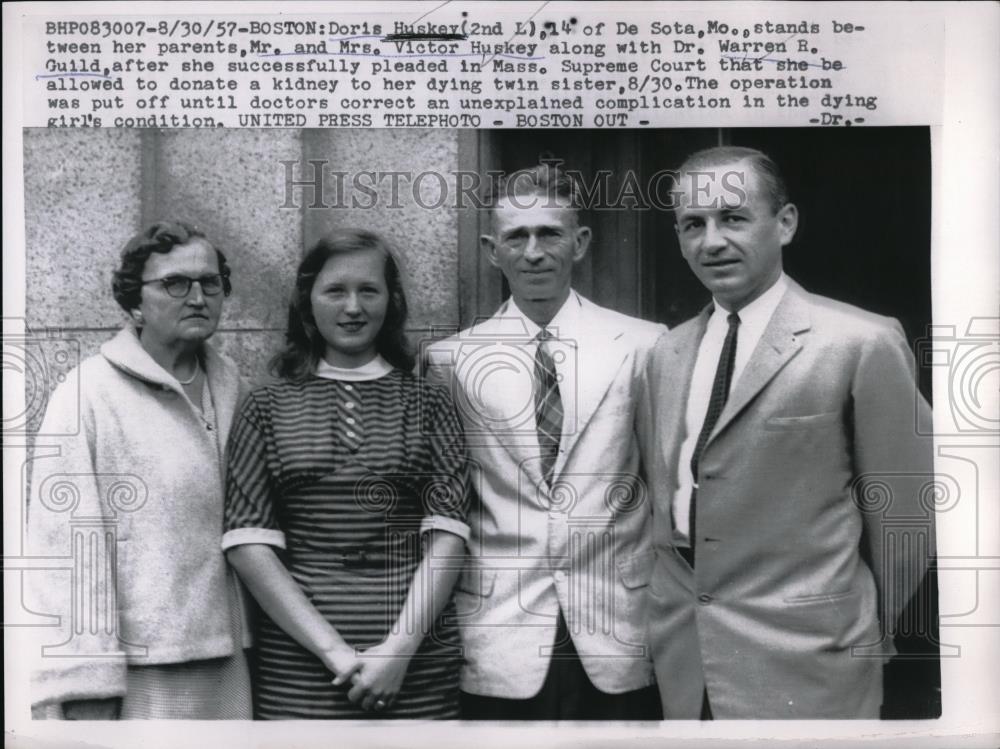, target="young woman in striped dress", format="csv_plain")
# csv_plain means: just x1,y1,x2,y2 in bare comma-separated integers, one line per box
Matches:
223,229,470,719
